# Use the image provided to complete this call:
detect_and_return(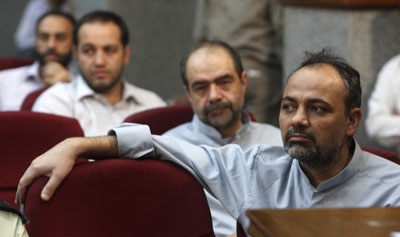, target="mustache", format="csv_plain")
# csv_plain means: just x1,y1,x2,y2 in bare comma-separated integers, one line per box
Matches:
204,102,232,115
44,50,58,57
284,128,316,144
